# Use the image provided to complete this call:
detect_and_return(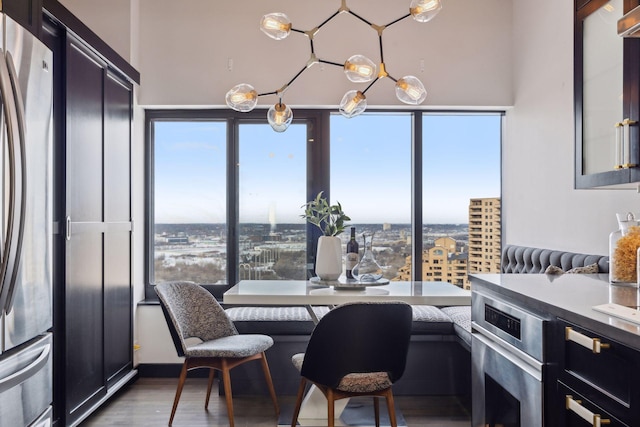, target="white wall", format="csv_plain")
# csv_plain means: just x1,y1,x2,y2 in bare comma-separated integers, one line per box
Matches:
505,0,639,255
135,0,513,108
59,0,133,63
